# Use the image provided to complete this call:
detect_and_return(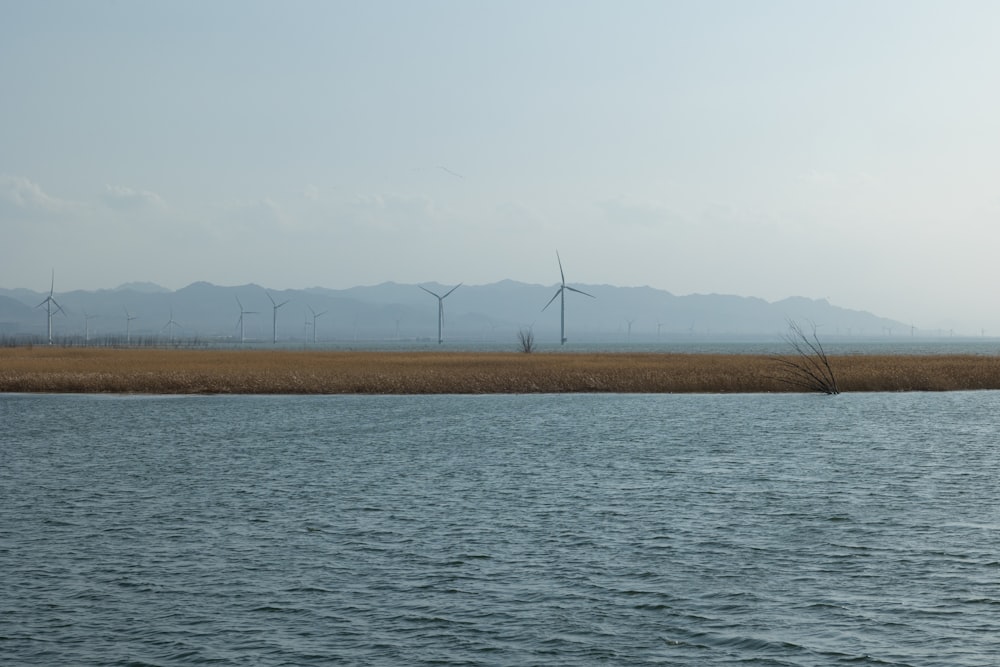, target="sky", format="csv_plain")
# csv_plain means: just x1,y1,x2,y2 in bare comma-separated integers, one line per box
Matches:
3,0,1000,333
